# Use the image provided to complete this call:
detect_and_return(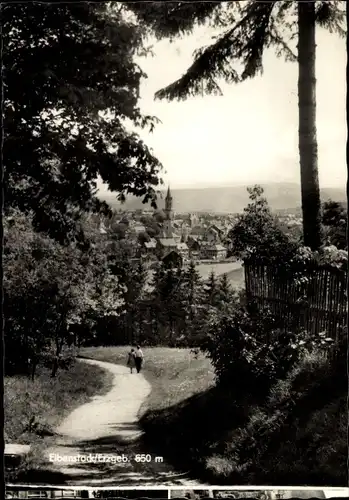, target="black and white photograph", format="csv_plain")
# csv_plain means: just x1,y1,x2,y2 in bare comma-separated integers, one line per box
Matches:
168,490,349,499
3,0,348,490
4,489,349,500
4,487,169,499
